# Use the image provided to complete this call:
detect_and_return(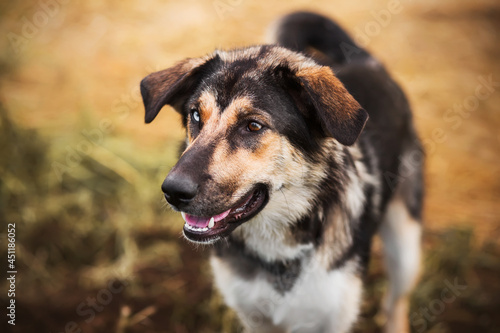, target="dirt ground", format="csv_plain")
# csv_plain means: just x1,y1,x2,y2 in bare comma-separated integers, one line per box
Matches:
1,0,499,332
